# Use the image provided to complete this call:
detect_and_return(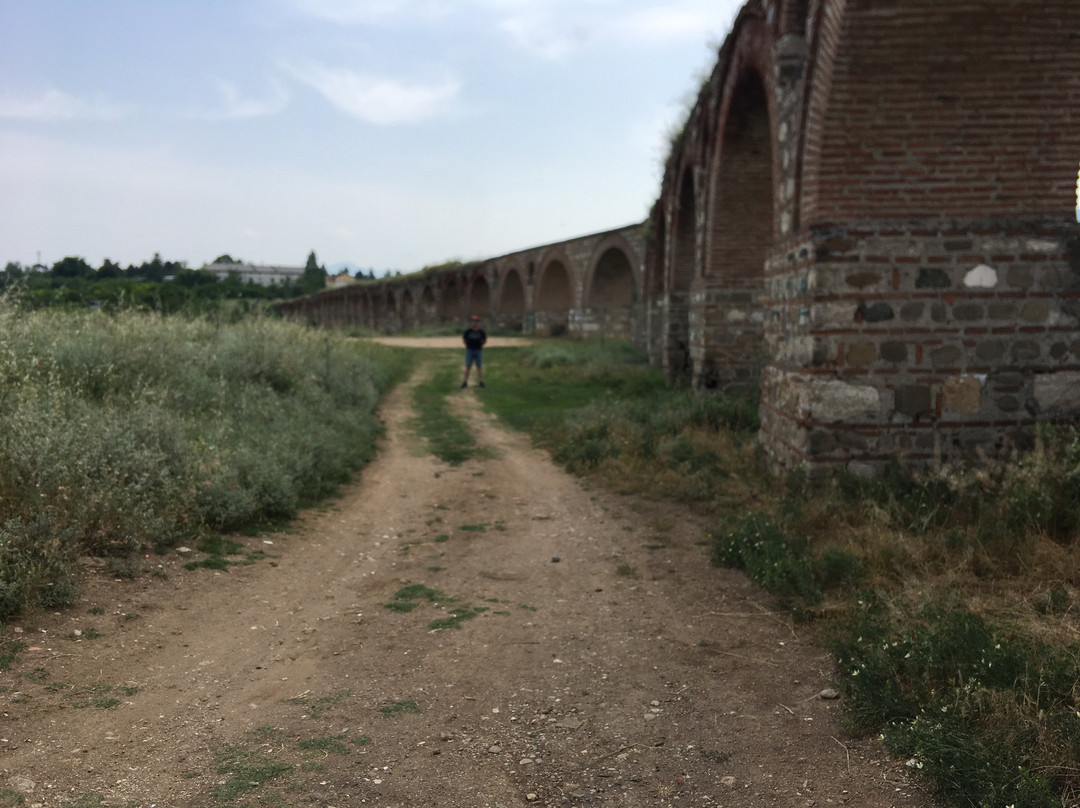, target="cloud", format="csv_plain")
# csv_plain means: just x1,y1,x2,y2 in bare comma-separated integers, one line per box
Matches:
186,79,290,121
288,0,452,25
288,64,460,124
0,88,127,122
493,0,740,59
